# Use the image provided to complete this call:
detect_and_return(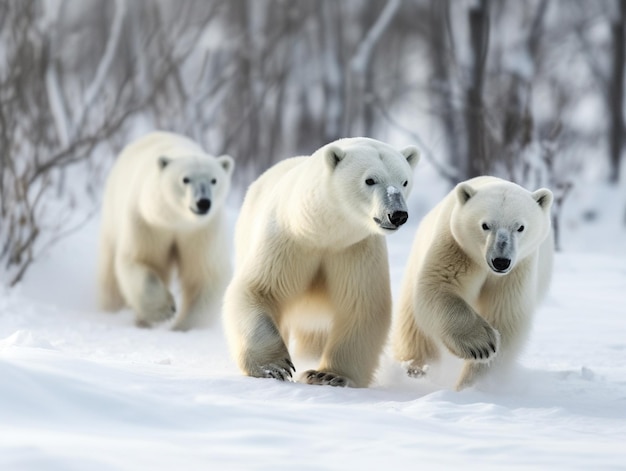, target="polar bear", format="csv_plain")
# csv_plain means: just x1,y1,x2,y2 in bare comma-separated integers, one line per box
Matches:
97,131,234,330
393,176,553,390
223,137,419,387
